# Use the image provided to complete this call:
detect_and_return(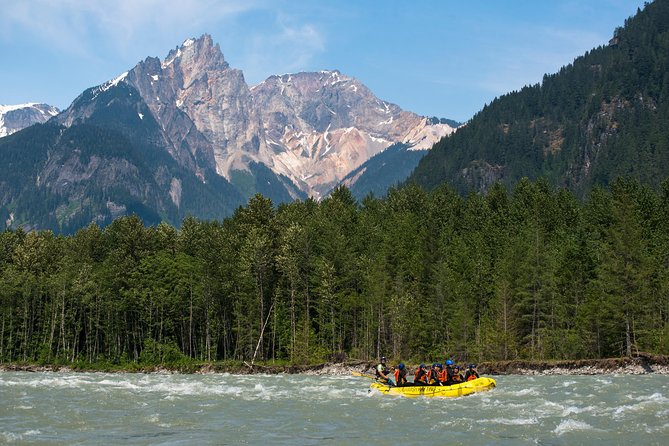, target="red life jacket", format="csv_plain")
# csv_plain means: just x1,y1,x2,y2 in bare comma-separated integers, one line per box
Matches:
466,370,479,381
438,369,448,382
